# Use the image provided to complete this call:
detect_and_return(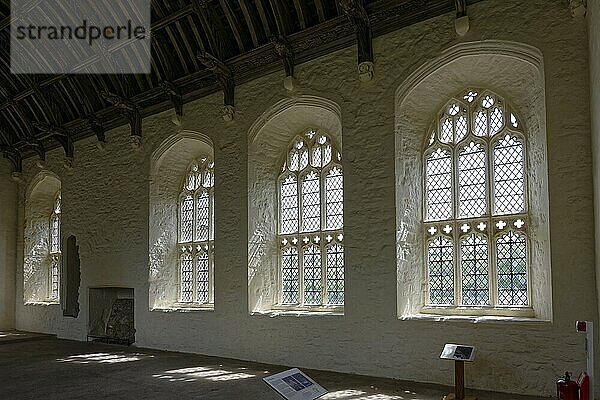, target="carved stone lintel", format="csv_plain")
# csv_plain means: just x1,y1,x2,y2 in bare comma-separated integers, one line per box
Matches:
570,0,586,17
455,15,470,36
130,135,142,150
358,61,374,82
